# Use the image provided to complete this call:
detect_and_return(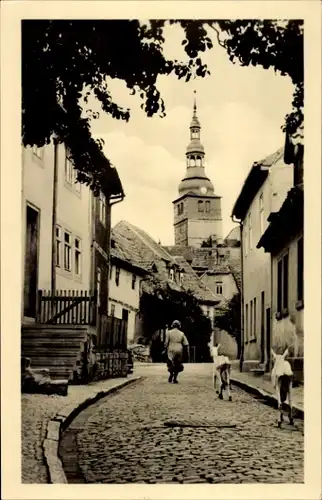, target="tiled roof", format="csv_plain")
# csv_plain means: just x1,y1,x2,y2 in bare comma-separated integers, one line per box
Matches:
112,221,183,293
165,245,223,270
225,226,241,243
201,266,231,276
173,256,220,304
